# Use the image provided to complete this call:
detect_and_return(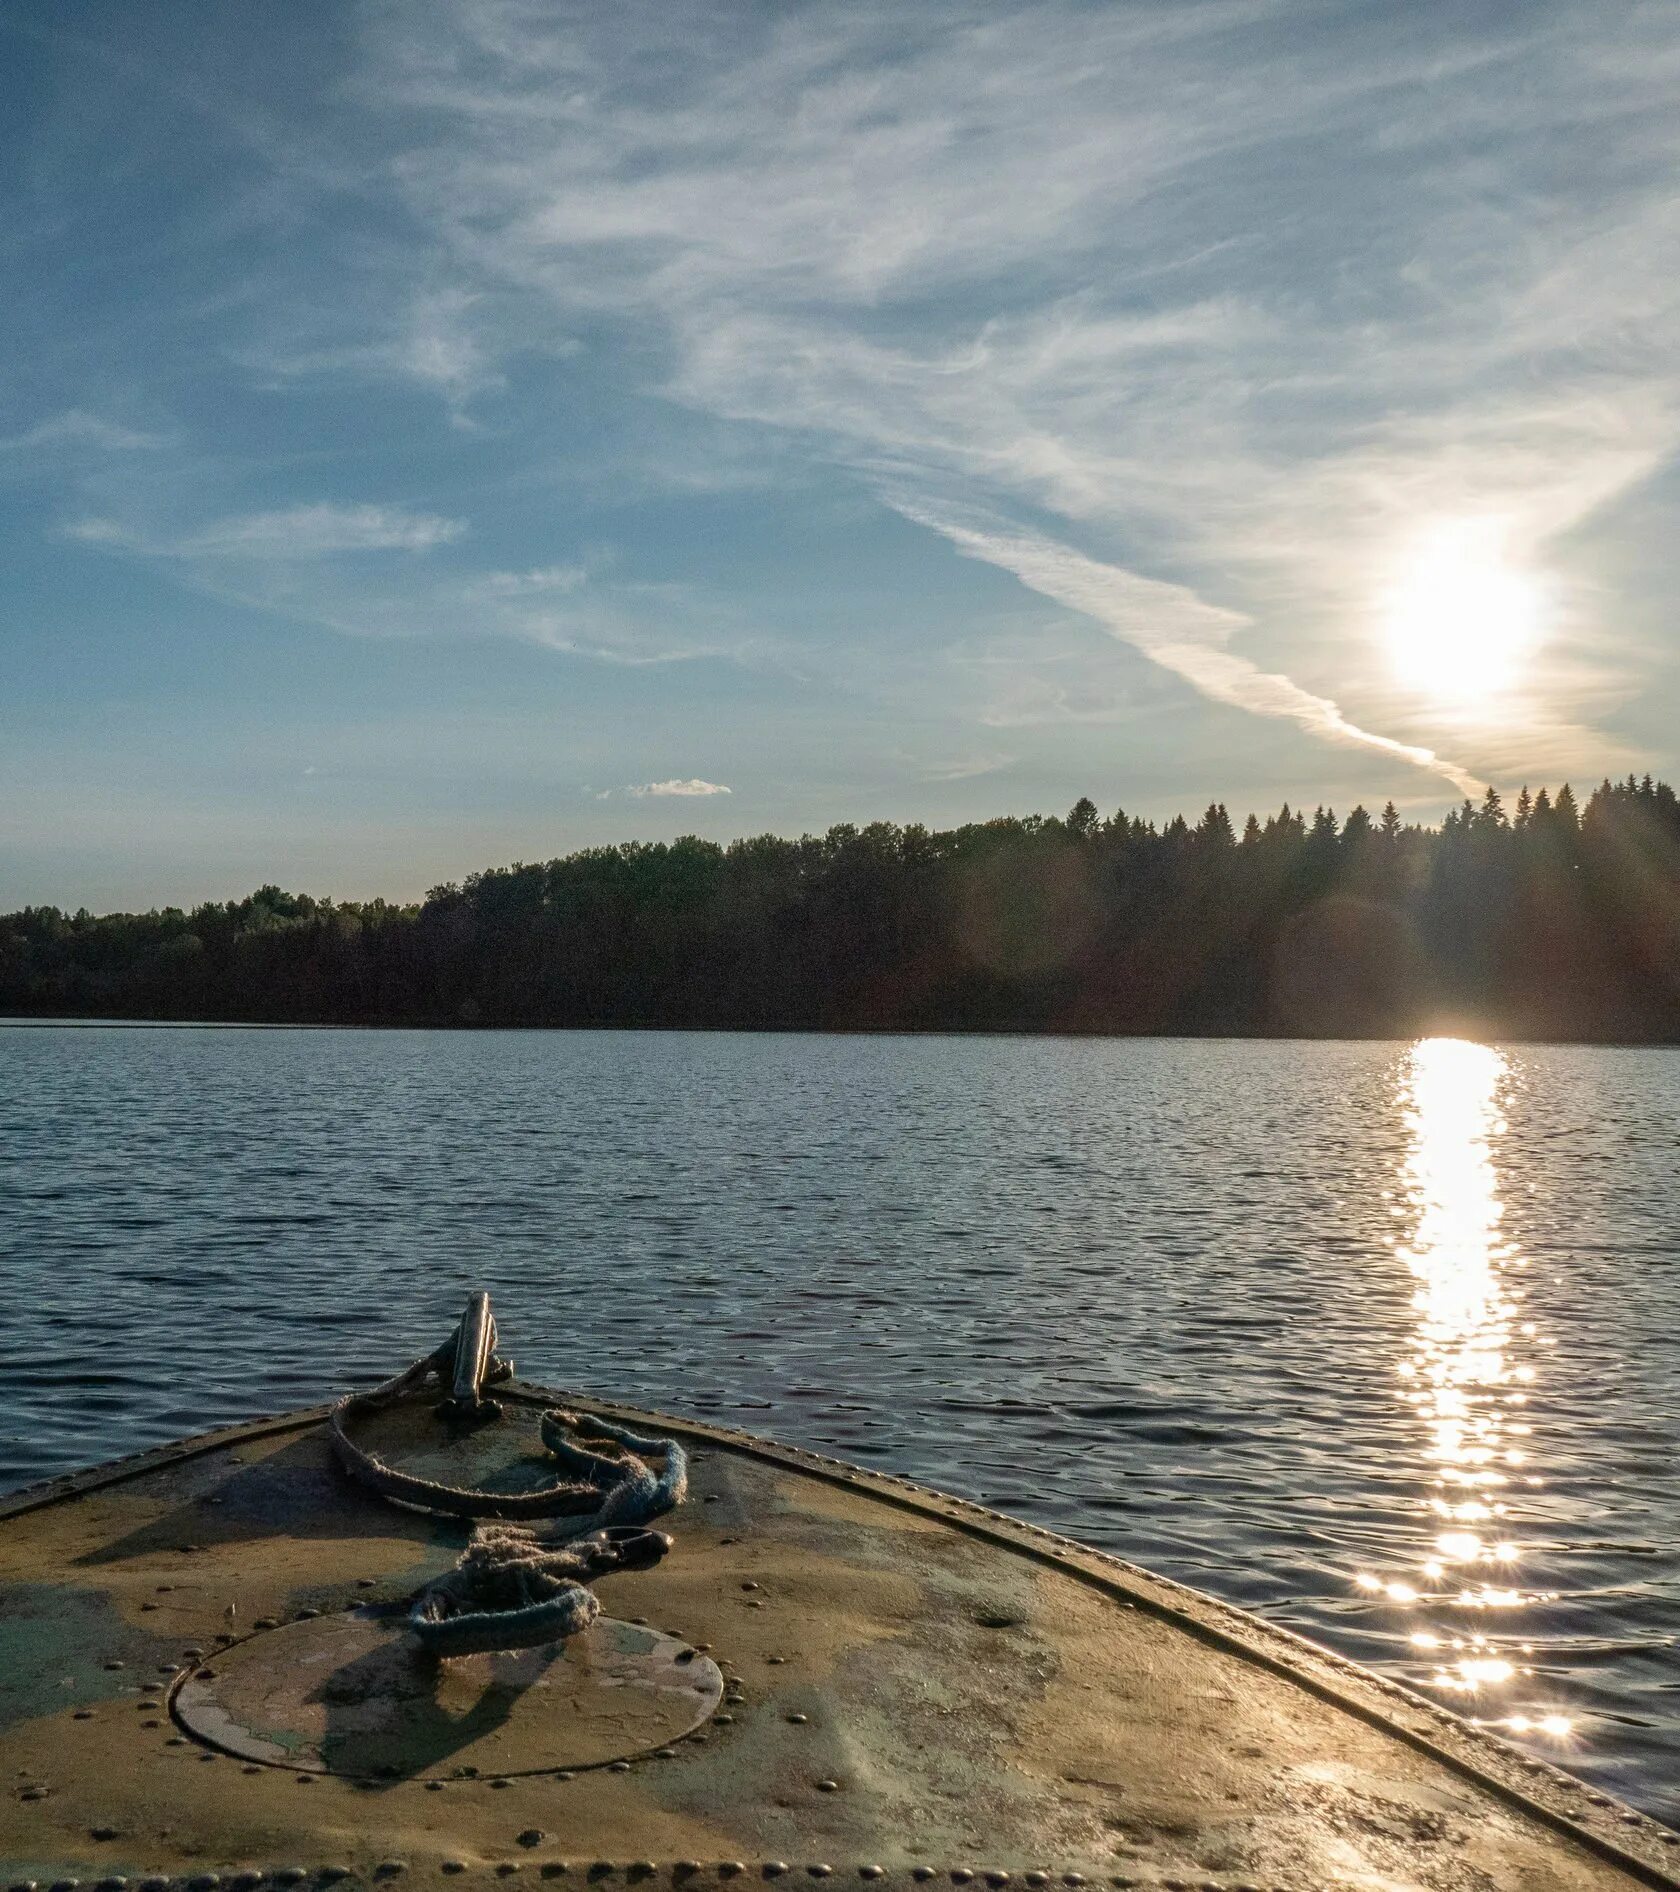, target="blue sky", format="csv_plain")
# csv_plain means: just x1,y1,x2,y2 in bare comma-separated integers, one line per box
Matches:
3,0,1677,910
